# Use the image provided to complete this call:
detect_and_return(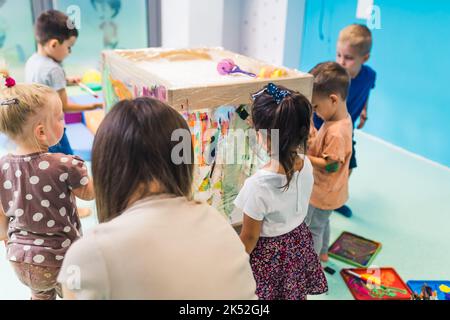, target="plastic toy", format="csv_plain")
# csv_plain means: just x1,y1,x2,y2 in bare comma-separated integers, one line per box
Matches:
258,67,287,79
217,59,256,77
82,69,102,85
